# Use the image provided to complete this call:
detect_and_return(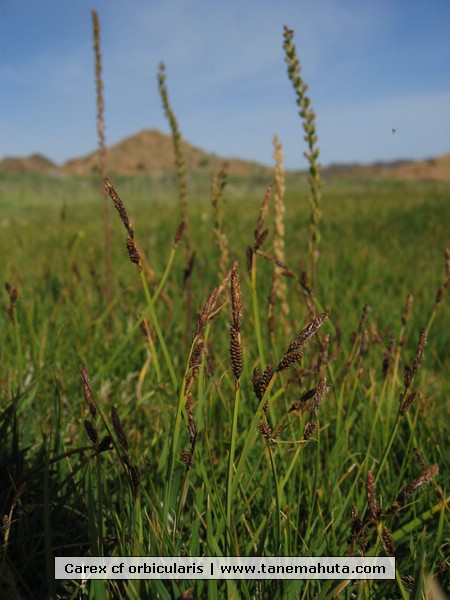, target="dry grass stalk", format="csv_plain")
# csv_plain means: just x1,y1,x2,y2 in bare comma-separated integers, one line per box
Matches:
4,282,18,324
91,10,111,305
211,170,230,279
413,446,427,469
